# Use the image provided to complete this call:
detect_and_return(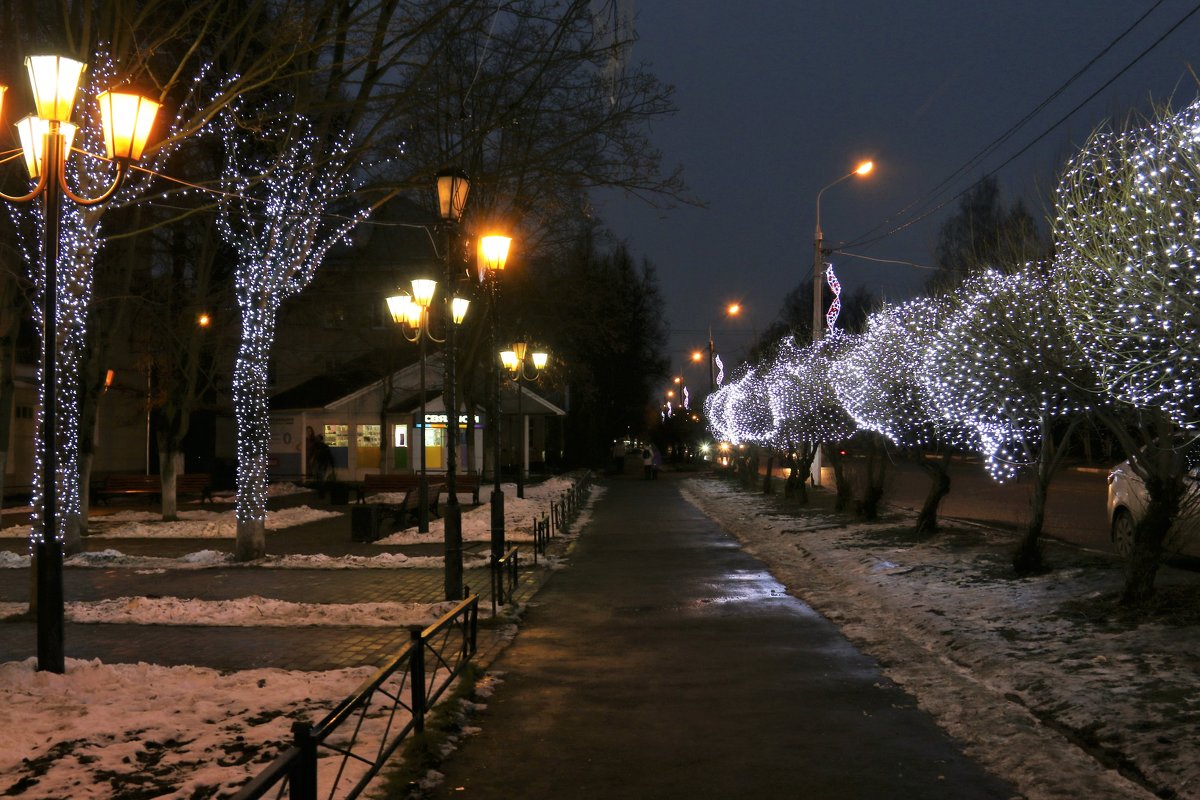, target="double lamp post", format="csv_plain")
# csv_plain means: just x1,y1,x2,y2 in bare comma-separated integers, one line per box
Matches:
0,55,159,674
